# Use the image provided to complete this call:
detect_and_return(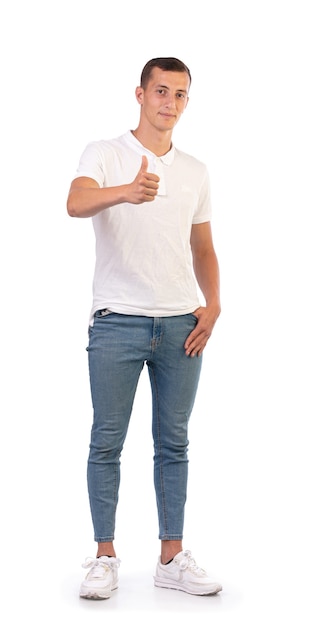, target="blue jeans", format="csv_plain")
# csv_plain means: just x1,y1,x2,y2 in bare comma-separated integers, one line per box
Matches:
86,312,202,542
